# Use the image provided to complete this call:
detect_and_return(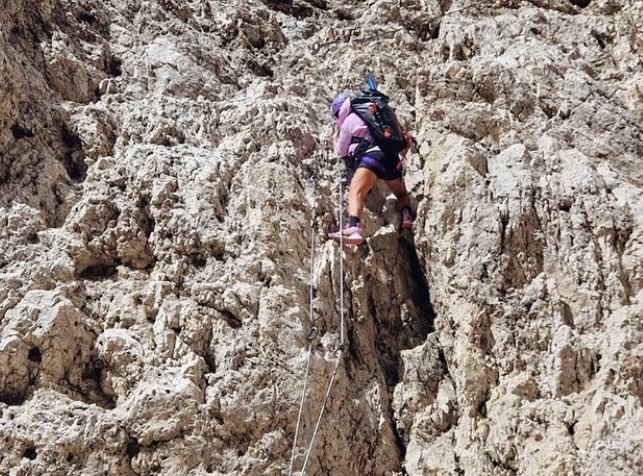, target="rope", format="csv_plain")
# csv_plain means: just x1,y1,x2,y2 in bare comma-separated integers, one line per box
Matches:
338,173,345,347
288,177,318,476
290,159,348,476
289,341,313,476
299,350,343,475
